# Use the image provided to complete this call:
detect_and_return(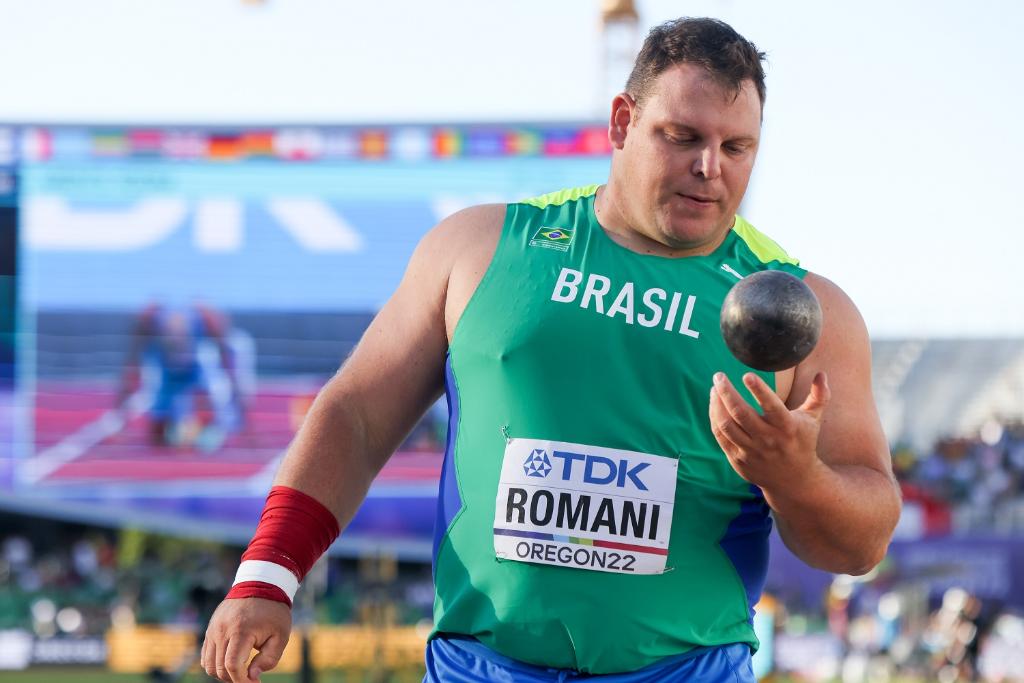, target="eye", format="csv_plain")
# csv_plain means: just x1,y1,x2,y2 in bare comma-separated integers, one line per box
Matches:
666,133,696,145
723,143,748,156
